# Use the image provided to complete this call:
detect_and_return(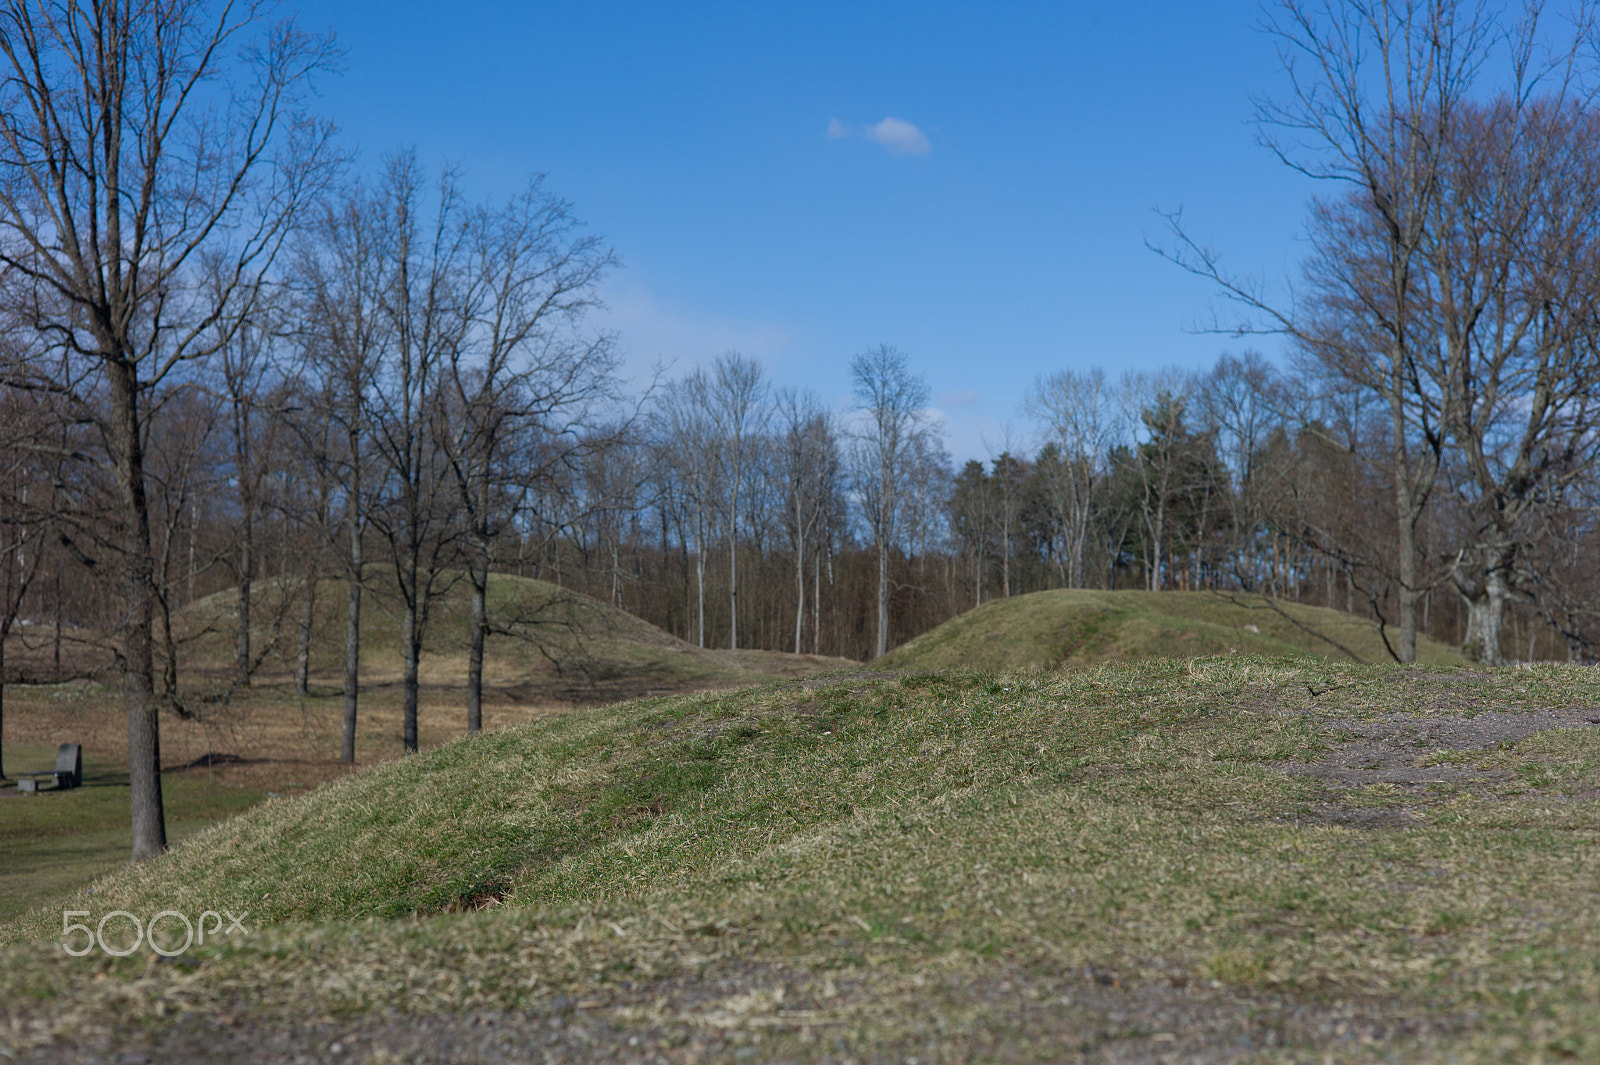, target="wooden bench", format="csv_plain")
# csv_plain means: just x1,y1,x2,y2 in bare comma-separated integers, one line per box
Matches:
16,743,83,793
